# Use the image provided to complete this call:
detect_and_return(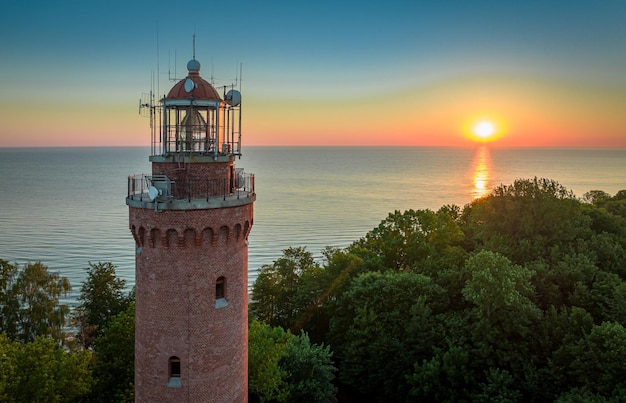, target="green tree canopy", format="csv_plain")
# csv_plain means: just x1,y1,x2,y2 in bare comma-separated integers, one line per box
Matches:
0,333,92,402
0,260,71,343
250,247,318,331
350,207,465,272
279,331,336,403
248,320,290,402
89,302,135,403
568,321,626,396
248,321,336,403
462,250,537,319
460,178,592,264
73,261,132,348
329,270,444,401
249,180,626,401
